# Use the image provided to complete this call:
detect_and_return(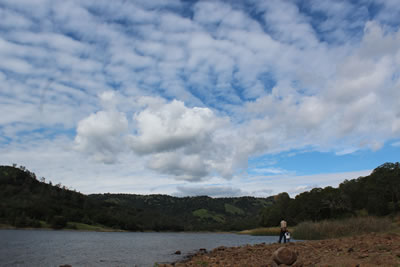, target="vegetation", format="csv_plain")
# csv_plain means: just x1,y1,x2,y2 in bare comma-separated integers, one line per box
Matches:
292,216,393,240
65,222,118,231
1,161,399,235
260,162,400,227
0,165,272,231
238,227,284,236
